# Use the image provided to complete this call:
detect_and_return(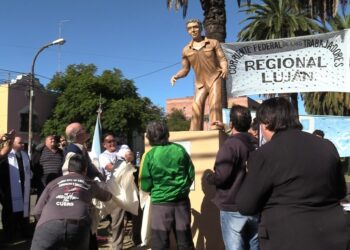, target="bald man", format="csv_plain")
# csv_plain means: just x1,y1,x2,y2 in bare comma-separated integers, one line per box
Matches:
64,122,106,250
64,122,103,180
